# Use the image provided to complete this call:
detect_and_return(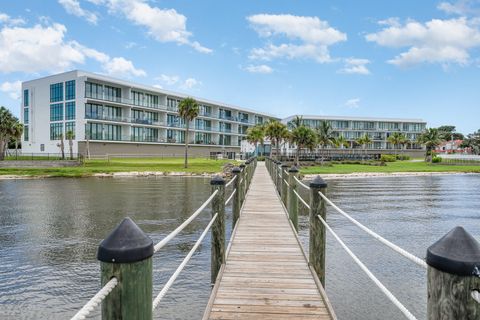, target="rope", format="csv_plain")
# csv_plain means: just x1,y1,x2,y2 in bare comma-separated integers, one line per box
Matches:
317,215,418,320
294,190,310,209
294,176,310,190
152,213,218,311
153,189,218,253
70,277,118,320
225,189,236,205
283,179,290,187
317,192,427,269
225,175,237,188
